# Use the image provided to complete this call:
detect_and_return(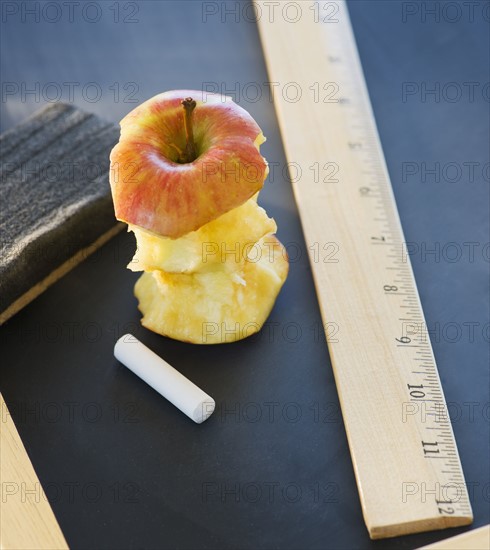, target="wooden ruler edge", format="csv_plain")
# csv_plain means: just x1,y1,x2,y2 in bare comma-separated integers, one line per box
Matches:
418,524,490,550
0,393,68,549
